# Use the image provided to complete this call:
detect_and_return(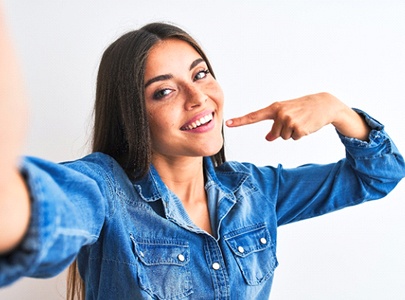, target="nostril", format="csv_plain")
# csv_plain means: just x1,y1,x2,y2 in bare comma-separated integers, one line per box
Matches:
185,98,206,110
